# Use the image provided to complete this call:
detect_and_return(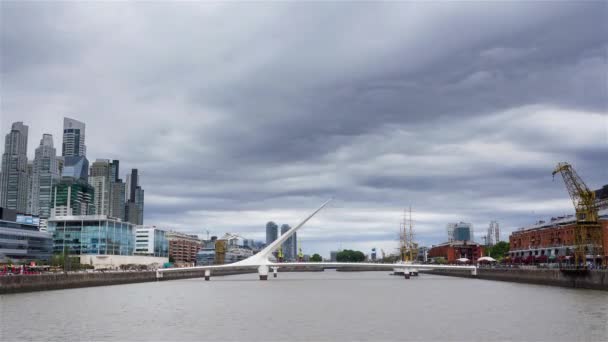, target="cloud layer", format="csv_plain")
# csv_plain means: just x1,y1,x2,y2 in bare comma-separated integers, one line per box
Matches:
1,2,607,257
